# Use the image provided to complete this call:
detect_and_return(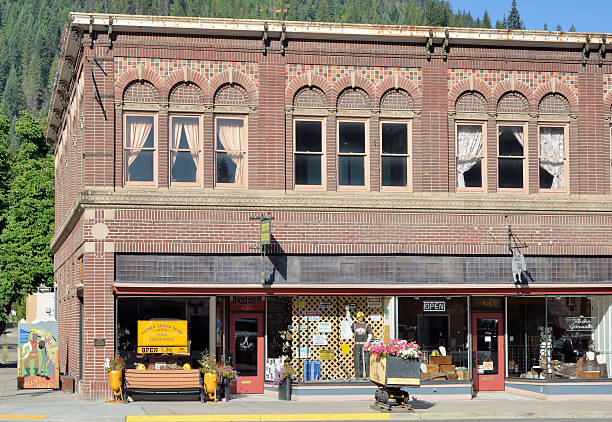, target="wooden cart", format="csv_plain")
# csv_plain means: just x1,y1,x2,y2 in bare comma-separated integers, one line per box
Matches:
369,354,420,411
